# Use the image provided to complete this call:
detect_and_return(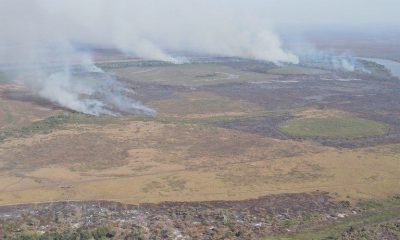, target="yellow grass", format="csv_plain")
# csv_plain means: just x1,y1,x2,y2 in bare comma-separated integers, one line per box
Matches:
0,119,399,205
